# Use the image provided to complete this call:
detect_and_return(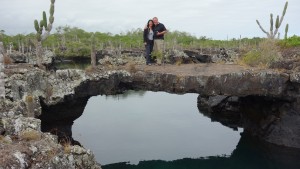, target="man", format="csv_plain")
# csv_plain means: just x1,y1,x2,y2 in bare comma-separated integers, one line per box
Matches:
152,17,167,65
